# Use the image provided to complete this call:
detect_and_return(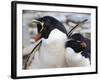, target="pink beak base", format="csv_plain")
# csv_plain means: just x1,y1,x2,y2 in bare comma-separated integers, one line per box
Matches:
33,33,41,41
